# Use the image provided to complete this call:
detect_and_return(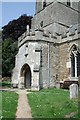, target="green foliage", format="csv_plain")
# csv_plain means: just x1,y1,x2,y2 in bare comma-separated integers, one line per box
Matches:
0,81,11,87
2,14,32,77
28,88,78,118
0,31,2,75
2,38,18,77
0,91,18,119
0,92,2,119
2,14,32,41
